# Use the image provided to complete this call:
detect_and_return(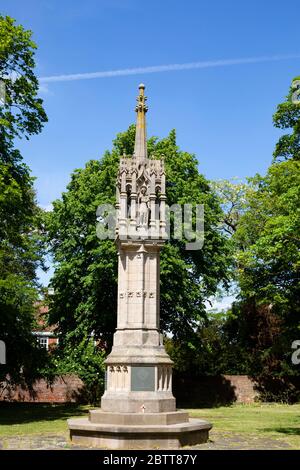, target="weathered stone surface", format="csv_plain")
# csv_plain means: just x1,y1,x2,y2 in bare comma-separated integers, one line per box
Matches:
67,84,212,448
101,393,176,413
89,410,189,425
101,86,177,414
68,417,211,449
